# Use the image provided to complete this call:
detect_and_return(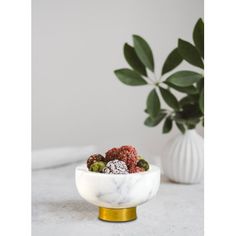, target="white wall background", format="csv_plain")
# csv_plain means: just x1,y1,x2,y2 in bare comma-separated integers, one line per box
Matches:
32,0,204,155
